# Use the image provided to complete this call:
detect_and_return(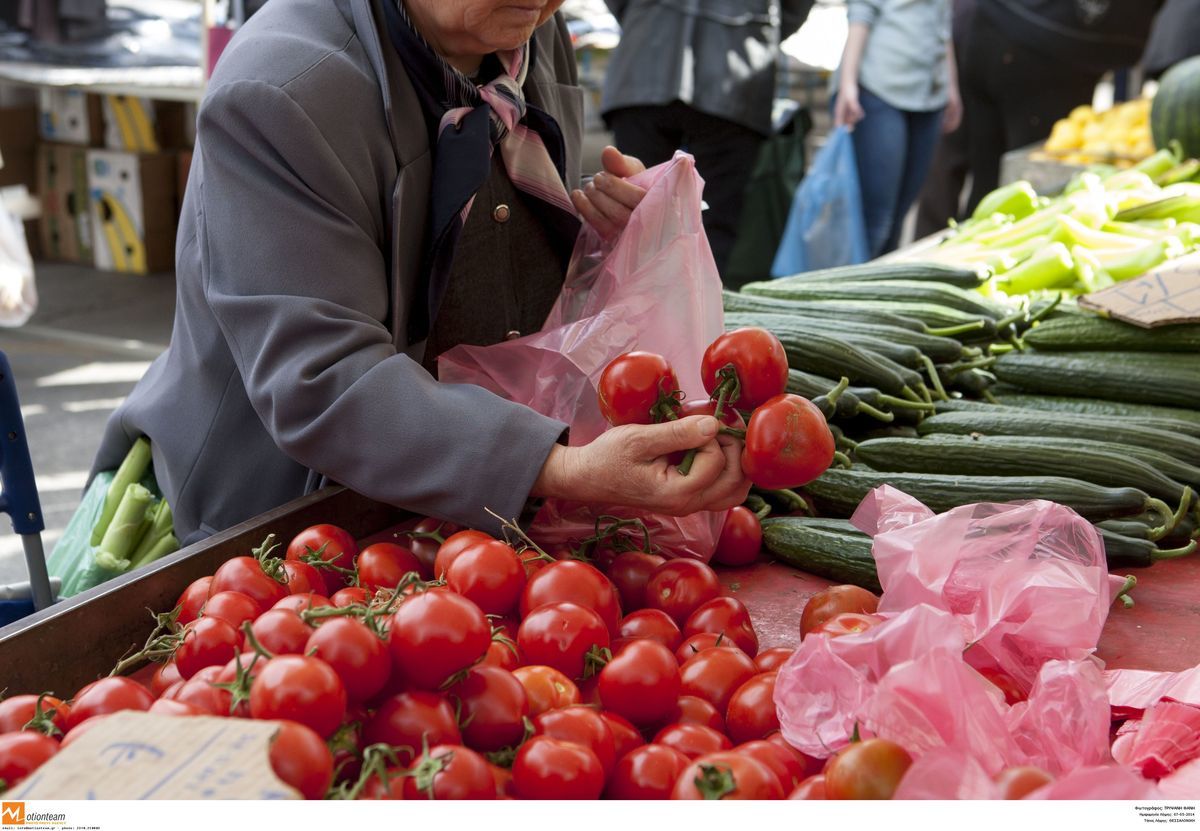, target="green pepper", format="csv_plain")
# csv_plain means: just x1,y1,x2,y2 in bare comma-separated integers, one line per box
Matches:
1053,214,1144,250
996,242,1075,295
1089,238,1178,280
971,181,1039,222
